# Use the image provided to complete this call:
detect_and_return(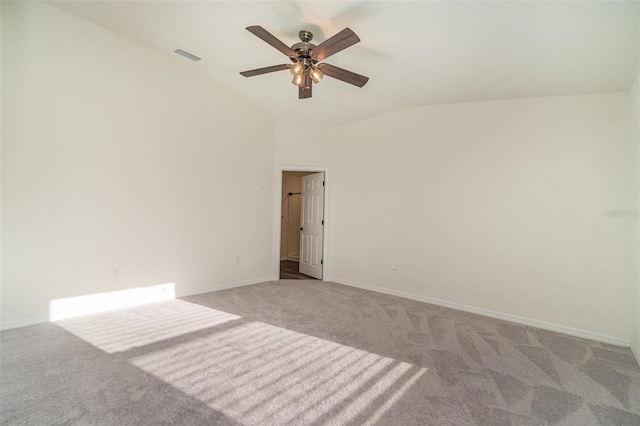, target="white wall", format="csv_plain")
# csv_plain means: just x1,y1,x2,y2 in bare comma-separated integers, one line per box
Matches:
1,2,274,327
632,68,640,358
328,93,633,343
274,120,332,167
